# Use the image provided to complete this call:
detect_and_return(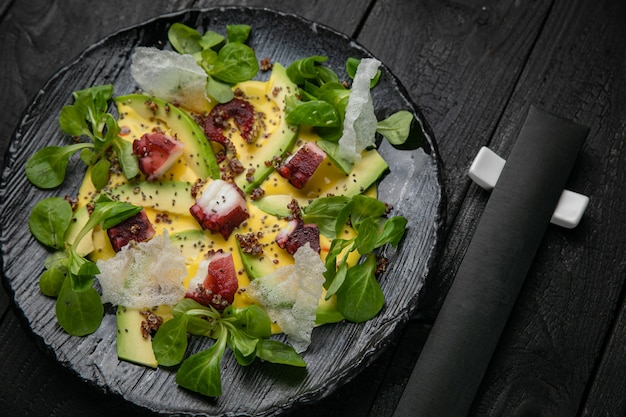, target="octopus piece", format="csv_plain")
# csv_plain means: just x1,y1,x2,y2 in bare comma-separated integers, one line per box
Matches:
186,250,238,310
106,210,155,252
275,219,321,255
132,131,184,181
278,142,326,189
189,179,250,239
203,98,261,145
